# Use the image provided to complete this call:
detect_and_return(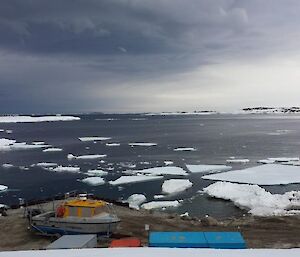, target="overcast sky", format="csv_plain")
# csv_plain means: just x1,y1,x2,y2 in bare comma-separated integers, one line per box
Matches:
1,0,300,114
